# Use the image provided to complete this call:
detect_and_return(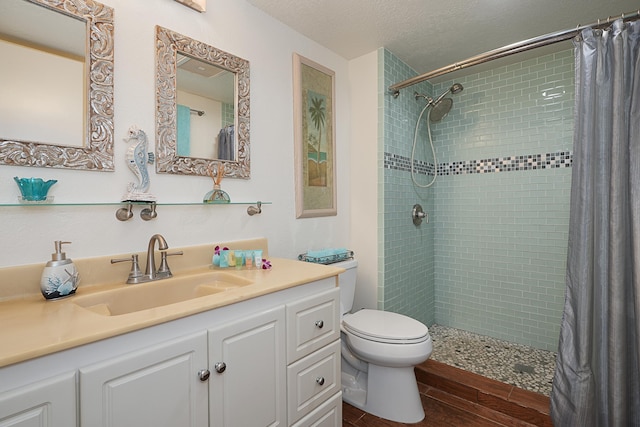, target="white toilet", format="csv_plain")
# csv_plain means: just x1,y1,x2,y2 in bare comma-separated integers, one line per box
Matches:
335,258,432,424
